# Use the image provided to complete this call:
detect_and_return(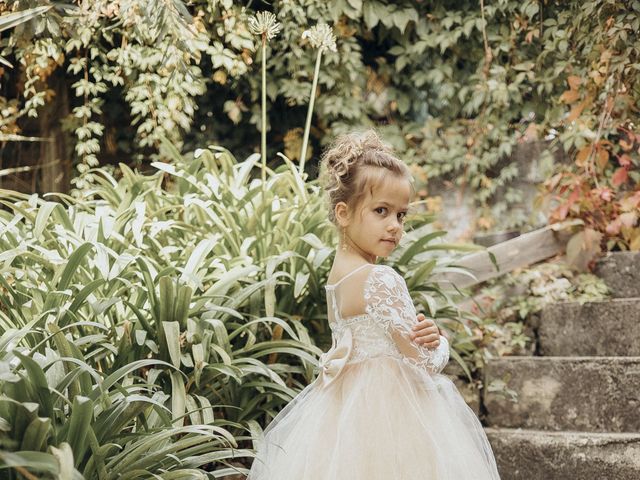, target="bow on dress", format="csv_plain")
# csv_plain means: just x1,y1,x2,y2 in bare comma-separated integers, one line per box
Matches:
315,327,353,387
